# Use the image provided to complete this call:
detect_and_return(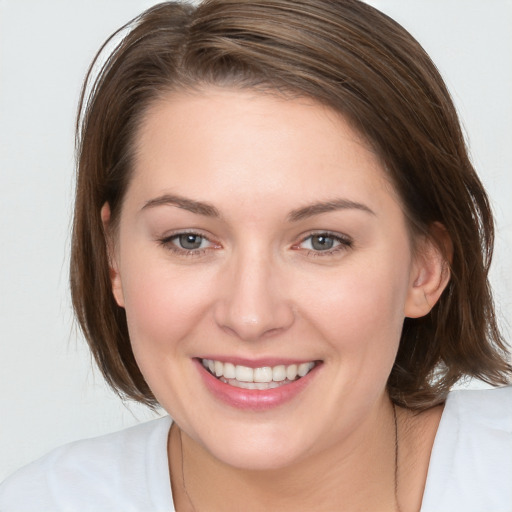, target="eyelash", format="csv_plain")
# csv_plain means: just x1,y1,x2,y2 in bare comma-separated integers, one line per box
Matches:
157,231,218,257
157,231,353,258
294,231,353,257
